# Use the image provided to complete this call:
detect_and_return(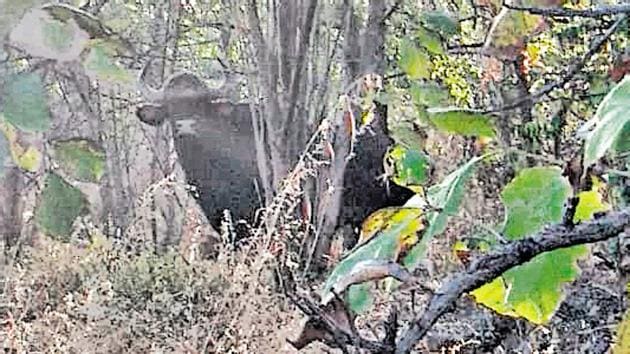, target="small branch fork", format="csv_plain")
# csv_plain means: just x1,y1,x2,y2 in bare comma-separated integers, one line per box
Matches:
289,208,630,353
